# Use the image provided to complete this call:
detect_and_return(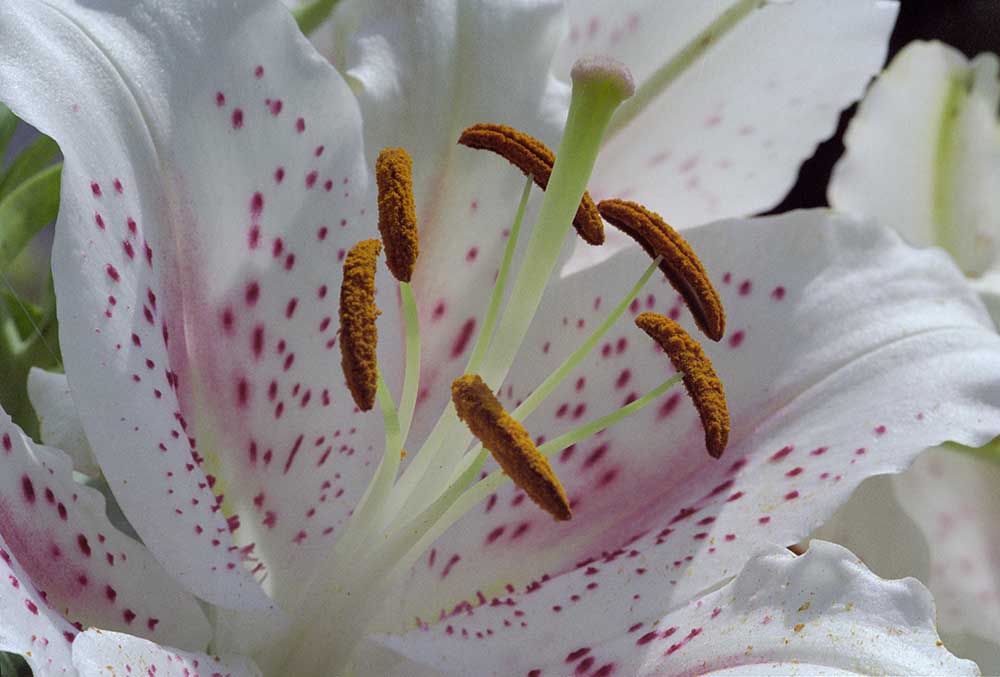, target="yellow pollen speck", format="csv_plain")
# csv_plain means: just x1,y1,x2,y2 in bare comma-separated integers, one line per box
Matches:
452,374,571,520
339,239,382,411
794,623,805,633
798,601,811,612
635,313,730,458
598,199,725,341
400,448,407,460
458,122,605,245
376,147,419,282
